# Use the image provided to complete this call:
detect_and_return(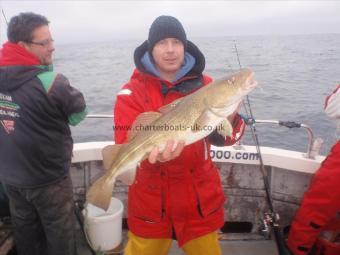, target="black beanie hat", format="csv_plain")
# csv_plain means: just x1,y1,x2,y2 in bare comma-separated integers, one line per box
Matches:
148,15,187,55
